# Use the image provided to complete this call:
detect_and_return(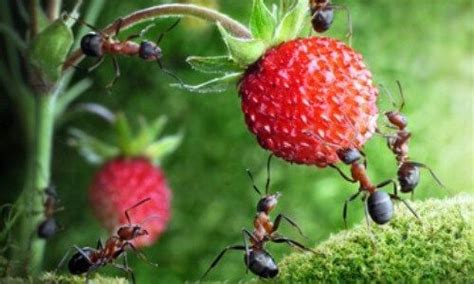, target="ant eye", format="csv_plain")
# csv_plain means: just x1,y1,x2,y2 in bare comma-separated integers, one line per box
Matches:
80,32,103,57
139,41,161,60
